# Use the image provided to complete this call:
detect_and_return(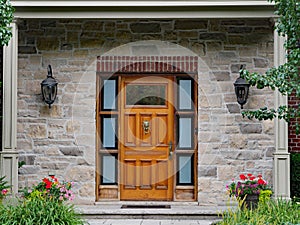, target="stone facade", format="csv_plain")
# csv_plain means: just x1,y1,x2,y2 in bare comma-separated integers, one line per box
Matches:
17,19,275,205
